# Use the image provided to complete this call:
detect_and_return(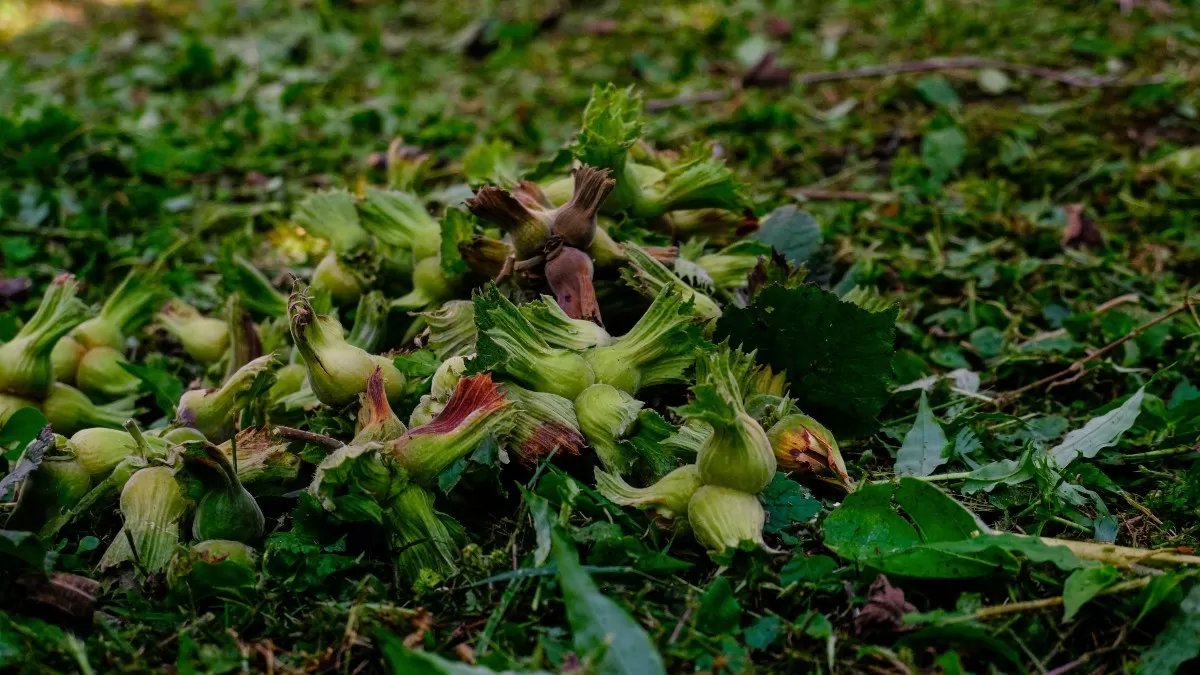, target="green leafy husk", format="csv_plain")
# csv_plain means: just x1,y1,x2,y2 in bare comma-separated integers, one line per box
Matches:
176,354,279,443
288,286,408,407
388,484,461,582
687,484,766,553
74,346,142,399
676,345,776,494
471,284,595,400
215,427,301,487
181,441,266,544
418,300,478,359
574,383,644,474
72,270,164,350
570,85,745,219
40,453,148,539
223,254,289,318
388,373,513,484
42,383,139,437
99,465,190,573
520,296,614,351
71,427,169,480
0,274,90,398
621,244,722,321
359,187,442,262
6,435,92,532
0,392,39,425
167,539,259,598
345,290,389,353
595,464,701,521
50,335,86,385
584,285,706,394
293,189,371,254
391,255,457,311
157,300,231,364
501,383,586,466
